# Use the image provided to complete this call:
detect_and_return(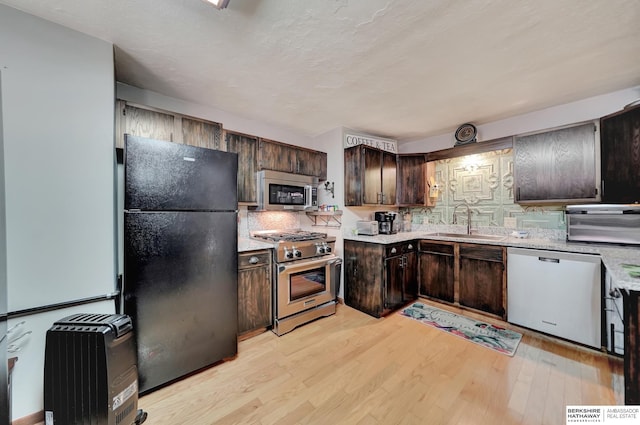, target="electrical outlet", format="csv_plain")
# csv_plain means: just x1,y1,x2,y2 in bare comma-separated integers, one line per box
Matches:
504,217,517,228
